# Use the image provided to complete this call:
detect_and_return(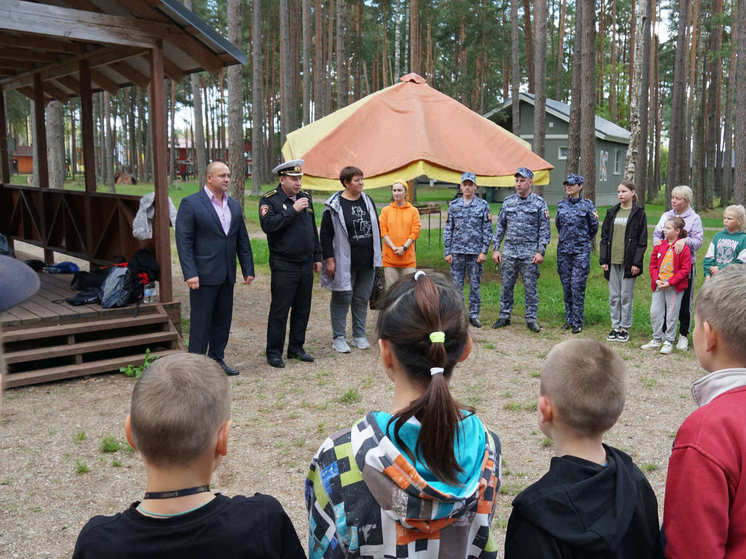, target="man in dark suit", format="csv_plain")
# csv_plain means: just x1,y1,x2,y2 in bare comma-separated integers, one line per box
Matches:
175,161,254,376
259,159,322,368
